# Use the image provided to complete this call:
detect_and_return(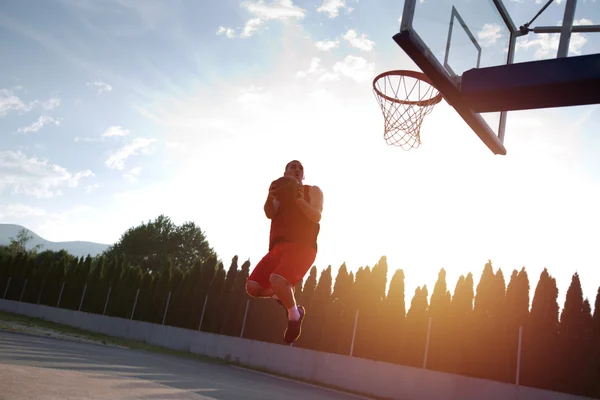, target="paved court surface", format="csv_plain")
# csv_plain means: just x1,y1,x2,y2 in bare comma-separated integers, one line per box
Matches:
0,330,372,400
